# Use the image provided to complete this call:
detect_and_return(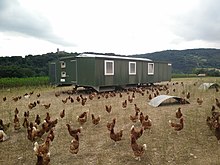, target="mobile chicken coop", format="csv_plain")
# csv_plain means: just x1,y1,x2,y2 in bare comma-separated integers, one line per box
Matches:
49,53,172,91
